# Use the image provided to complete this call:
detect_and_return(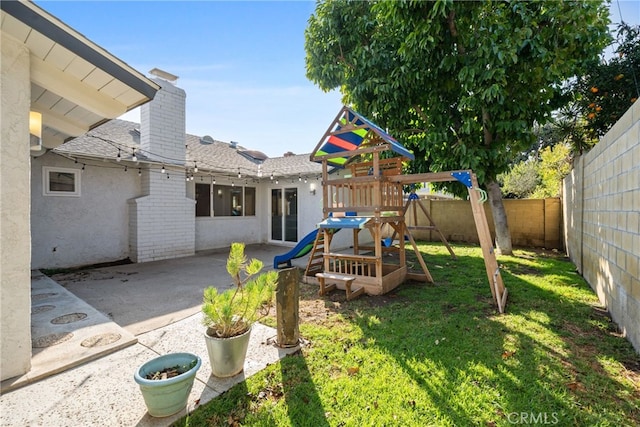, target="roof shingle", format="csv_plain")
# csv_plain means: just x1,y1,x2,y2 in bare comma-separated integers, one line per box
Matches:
53,119,322,178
